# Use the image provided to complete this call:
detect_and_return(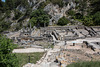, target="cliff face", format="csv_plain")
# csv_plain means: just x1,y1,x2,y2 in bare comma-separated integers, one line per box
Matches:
44,2,76,25
1,0,99,32
0,0,79,31
11,0,76,25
